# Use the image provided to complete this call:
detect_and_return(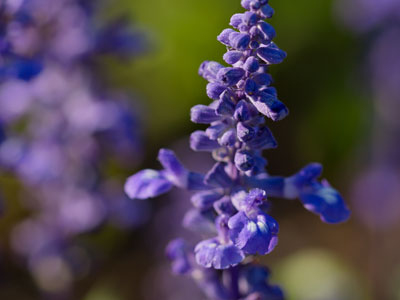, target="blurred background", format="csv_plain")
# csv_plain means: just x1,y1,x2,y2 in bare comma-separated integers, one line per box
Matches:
0,0,399,299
